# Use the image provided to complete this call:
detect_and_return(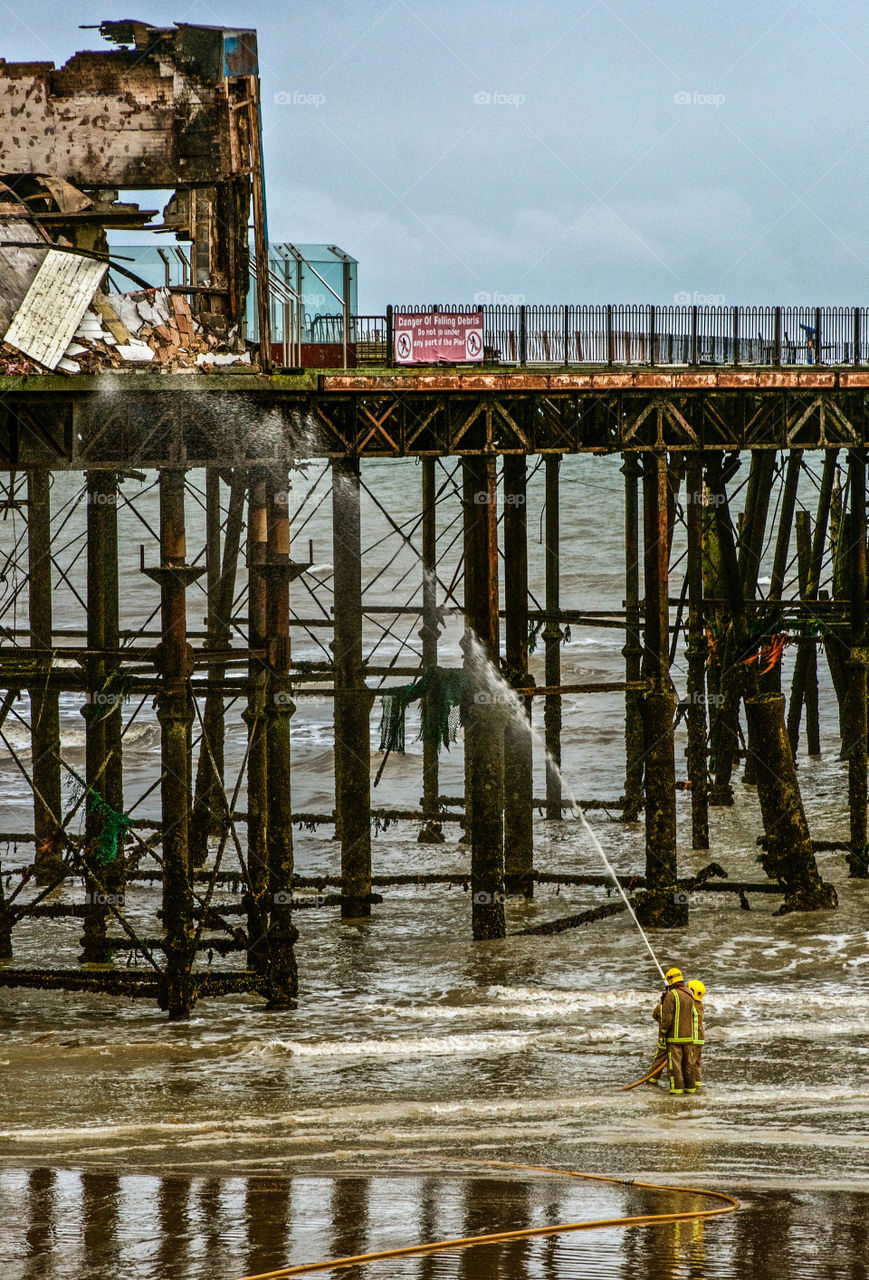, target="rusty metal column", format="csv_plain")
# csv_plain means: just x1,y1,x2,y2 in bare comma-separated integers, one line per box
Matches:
638,451,682,925
418,458,444,844
260,470,299,1002
462,455,506,939
503,454,534,897
332,457,372,920
685,456,709,849
145,468,203,1019
244,470,270,966
27,472,62,884
80,472,123,962
846,449,868,877
191,470,245,866
544,455,563,820
622,455,644,821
